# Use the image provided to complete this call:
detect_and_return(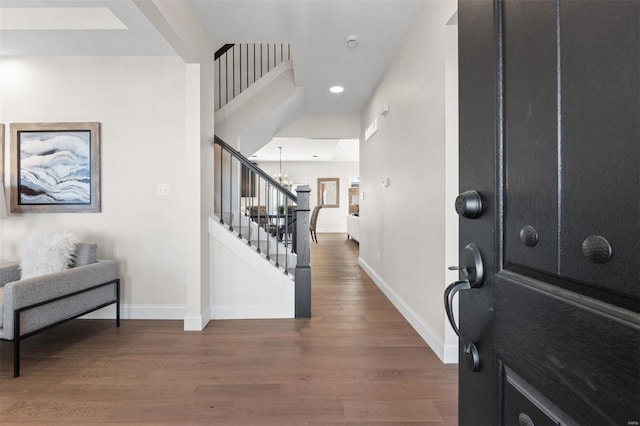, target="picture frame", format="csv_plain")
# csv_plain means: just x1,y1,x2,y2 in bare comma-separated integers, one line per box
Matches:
317,177,340,208
10,122,101,213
